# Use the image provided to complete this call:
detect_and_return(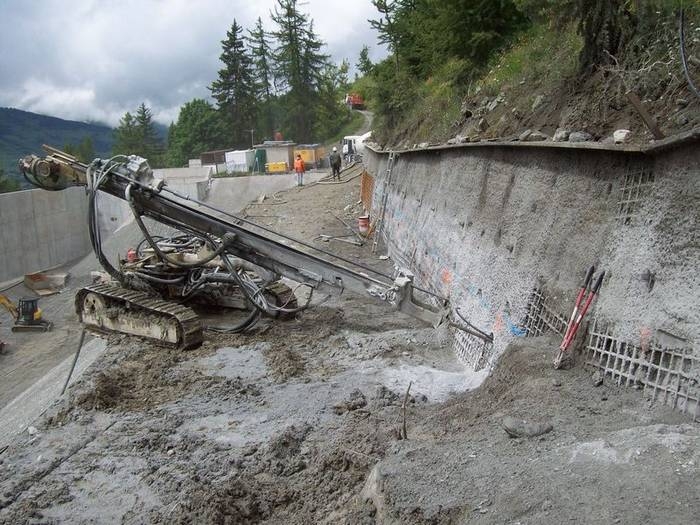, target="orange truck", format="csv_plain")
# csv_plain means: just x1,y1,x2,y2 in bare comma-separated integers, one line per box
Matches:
345,93,365,110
